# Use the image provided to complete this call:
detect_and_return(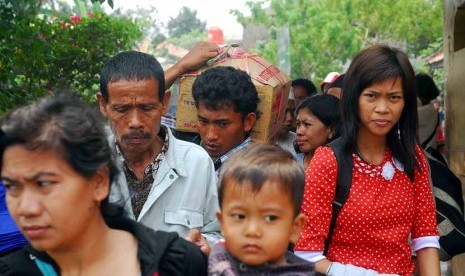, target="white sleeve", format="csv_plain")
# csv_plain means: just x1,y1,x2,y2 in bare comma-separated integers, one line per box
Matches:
328,262,399,276
412,236,440,251
294,250,326,262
